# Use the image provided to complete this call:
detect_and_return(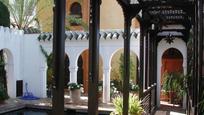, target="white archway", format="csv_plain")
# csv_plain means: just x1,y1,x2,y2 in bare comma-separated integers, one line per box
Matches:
75,49,104,95
157,38,187,107
100,48,139,103
110,48,139,82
